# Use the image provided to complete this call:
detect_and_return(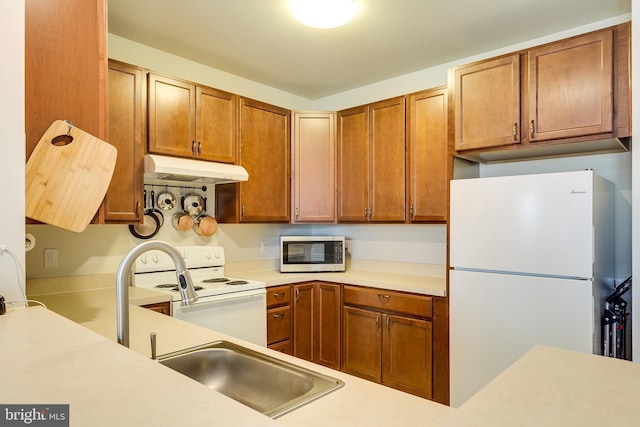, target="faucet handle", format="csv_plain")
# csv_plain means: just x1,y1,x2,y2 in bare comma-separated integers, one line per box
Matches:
150,332,157,360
